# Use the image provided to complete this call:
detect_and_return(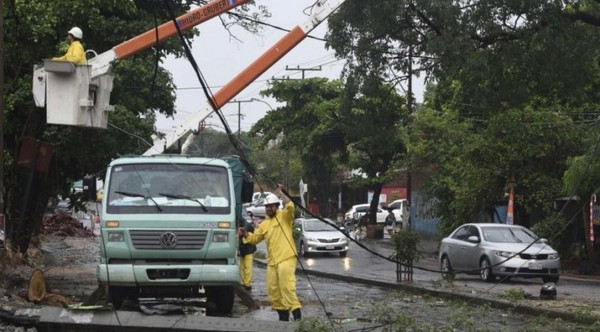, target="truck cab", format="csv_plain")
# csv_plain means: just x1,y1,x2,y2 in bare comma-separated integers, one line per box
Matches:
97,155,247,314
